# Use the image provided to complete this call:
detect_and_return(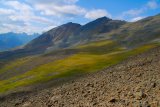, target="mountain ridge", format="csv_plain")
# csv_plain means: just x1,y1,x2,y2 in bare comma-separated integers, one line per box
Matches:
22,16,126,53
24,22,81,52
0,43,160,107
0,14,160,61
